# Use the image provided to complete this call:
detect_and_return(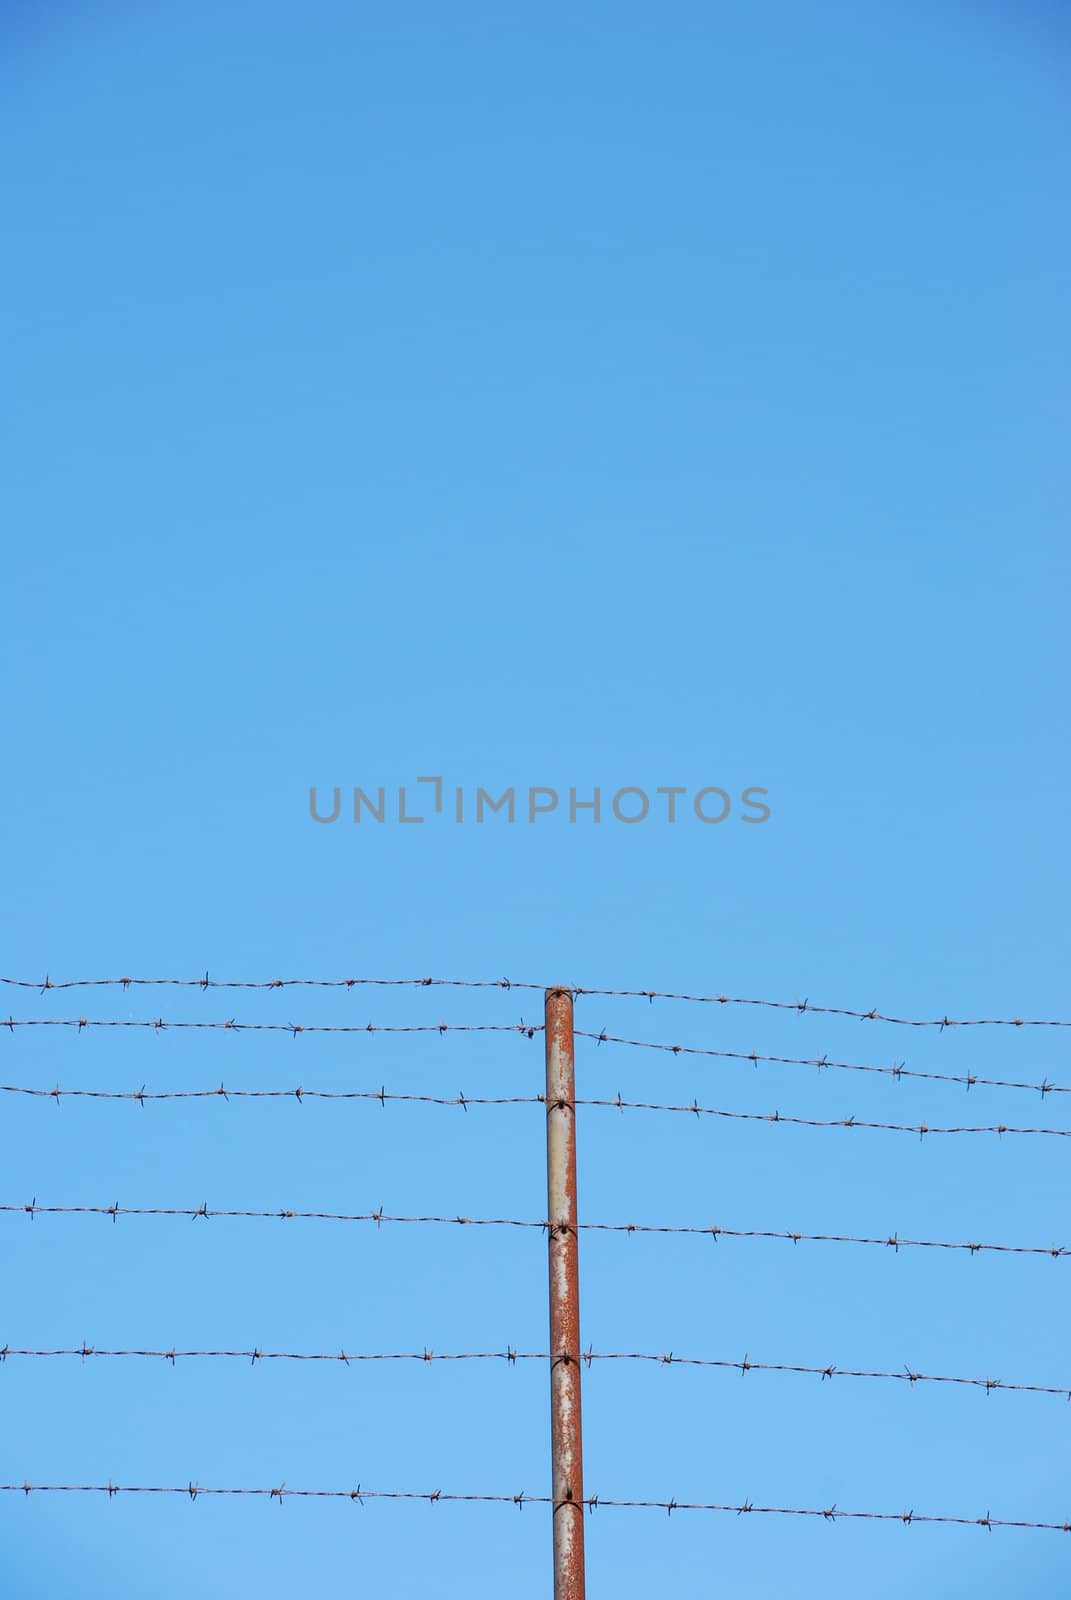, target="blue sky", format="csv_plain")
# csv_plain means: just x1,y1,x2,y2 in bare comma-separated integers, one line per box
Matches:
2,3,1069,1595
